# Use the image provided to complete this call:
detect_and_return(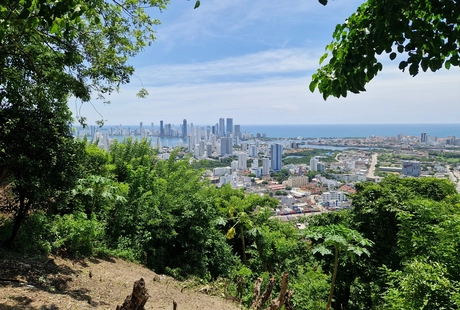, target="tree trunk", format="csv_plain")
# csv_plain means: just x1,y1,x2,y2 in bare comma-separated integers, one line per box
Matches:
255,239,268,272
116,278,149,310
240,226,247,265
267,272,289,310
0,165,9,185
326,247,339,310
3,195,31,248
250,277,263,309
251,277,276,310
